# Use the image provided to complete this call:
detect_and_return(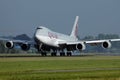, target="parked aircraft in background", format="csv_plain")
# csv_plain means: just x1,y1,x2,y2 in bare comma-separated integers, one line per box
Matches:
1,16,120,56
